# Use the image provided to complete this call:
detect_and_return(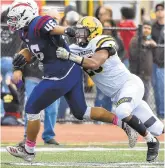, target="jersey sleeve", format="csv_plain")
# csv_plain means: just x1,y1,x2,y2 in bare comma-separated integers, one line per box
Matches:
69,44,81,54
95,36,118,52
34,15,57,36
